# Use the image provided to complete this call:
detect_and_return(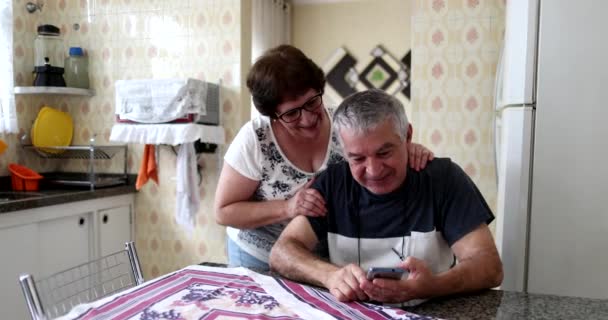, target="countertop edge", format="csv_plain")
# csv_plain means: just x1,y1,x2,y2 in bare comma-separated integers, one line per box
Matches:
0,184,137,214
